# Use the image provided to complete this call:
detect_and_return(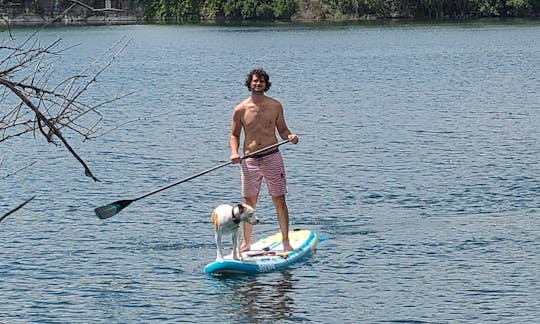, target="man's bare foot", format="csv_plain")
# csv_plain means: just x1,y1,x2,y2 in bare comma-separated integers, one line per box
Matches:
282,241,294,252
240,242,251,252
